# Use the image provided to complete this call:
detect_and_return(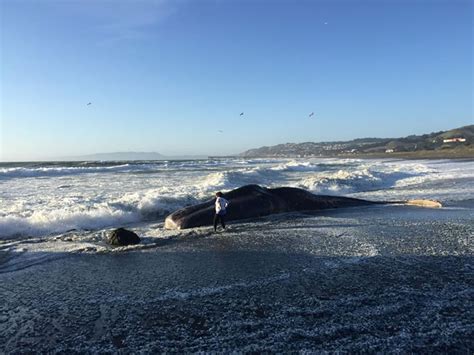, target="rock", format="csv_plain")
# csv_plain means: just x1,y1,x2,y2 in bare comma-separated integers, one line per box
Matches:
164,184,380,230
107,228,141,246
